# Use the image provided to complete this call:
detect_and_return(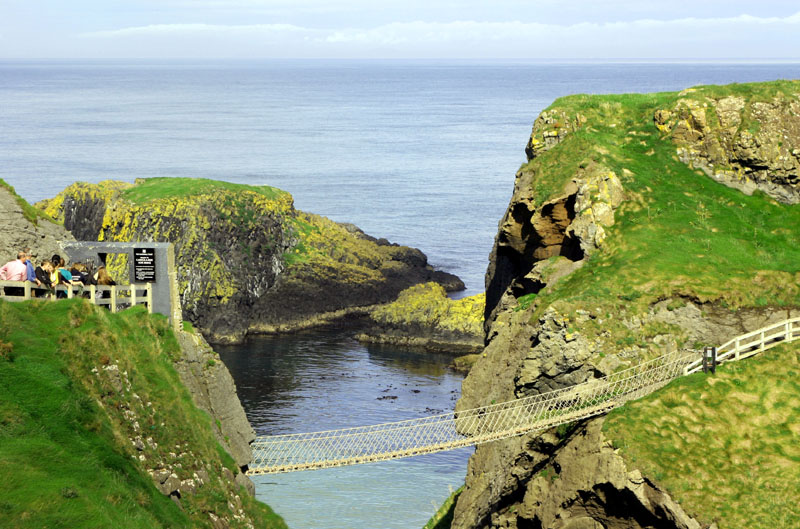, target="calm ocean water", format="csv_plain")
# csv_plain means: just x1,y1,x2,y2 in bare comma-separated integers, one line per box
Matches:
3,61,800,528
4,60,800,294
